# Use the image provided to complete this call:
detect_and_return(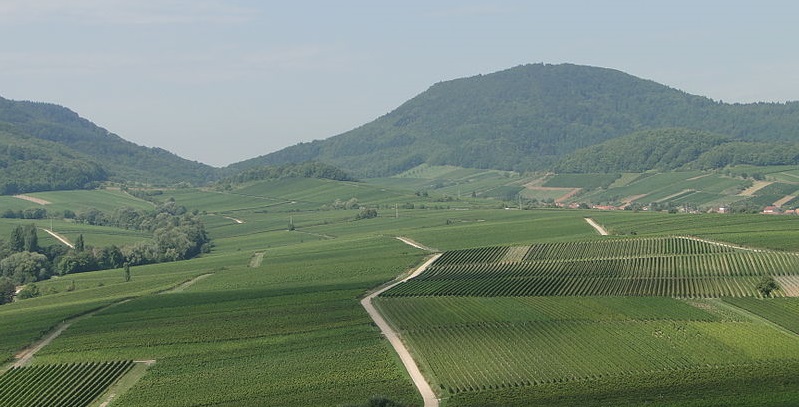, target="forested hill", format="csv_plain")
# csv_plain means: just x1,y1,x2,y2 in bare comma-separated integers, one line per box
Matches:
228,63,799,177
0,96,216,192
